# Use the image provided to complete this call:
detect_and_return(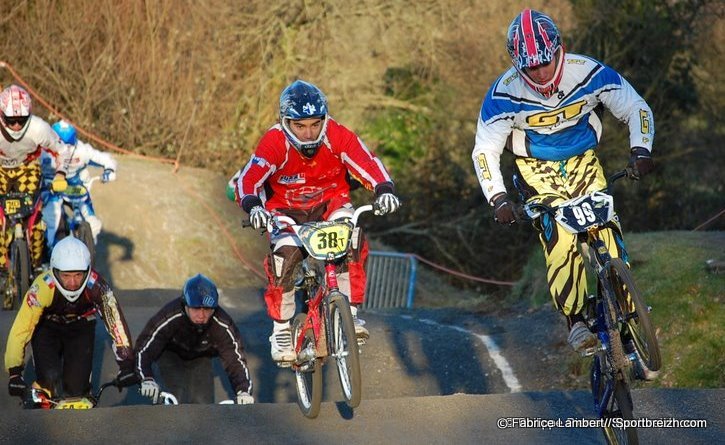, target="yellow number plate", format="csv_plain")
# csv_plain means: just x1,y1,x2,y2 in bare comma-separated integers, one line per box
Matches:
4,199,21,215
55,398,94,409
303,224,350,257
64,185,88,197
